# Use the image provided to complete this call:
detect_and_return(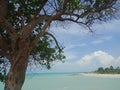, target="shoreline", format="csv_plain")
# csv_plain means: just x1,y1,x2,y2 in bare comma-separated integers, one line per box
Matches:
73,73,120,78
